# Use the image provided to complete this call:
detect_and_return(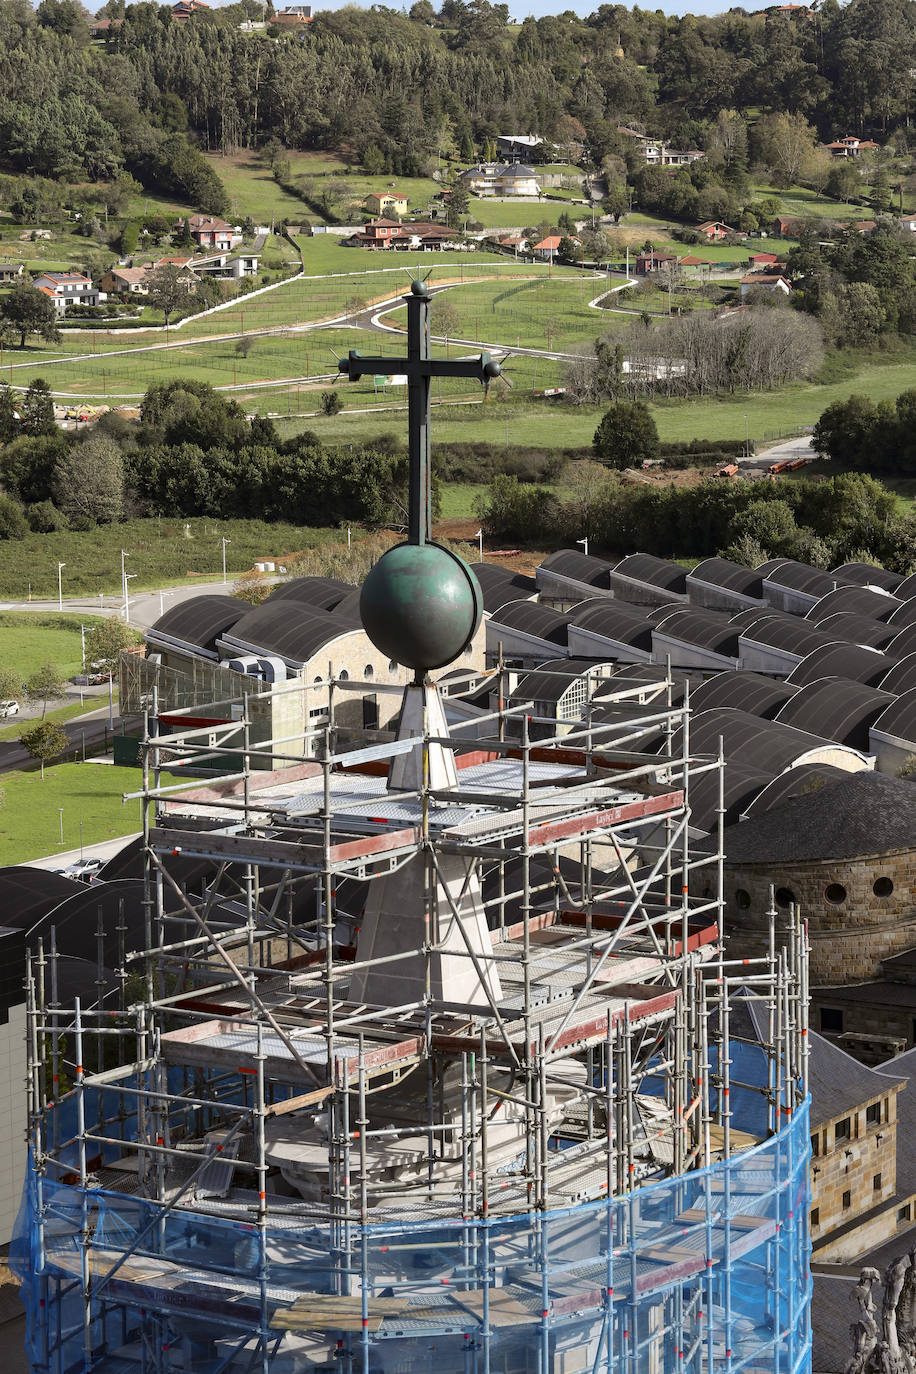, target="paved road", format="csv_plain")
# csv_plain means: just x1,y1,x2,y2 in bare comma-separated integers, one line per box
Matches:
0,709,118,774
0,577,280,632
738,434,816,475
